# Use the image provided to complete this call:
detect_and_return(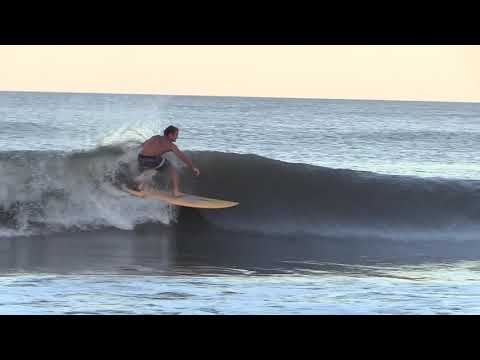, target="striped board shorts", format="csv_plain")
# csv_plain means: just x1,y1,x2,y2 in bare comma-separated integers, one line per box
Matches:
137,154,170,173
